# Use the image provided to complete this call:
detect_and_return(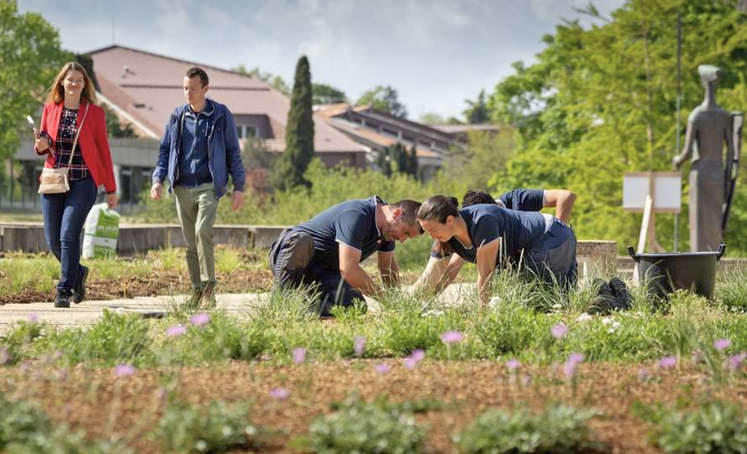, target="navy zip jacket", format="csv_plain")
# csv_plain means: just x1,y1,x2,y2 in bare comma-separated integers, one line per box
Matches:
152,99,245,198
